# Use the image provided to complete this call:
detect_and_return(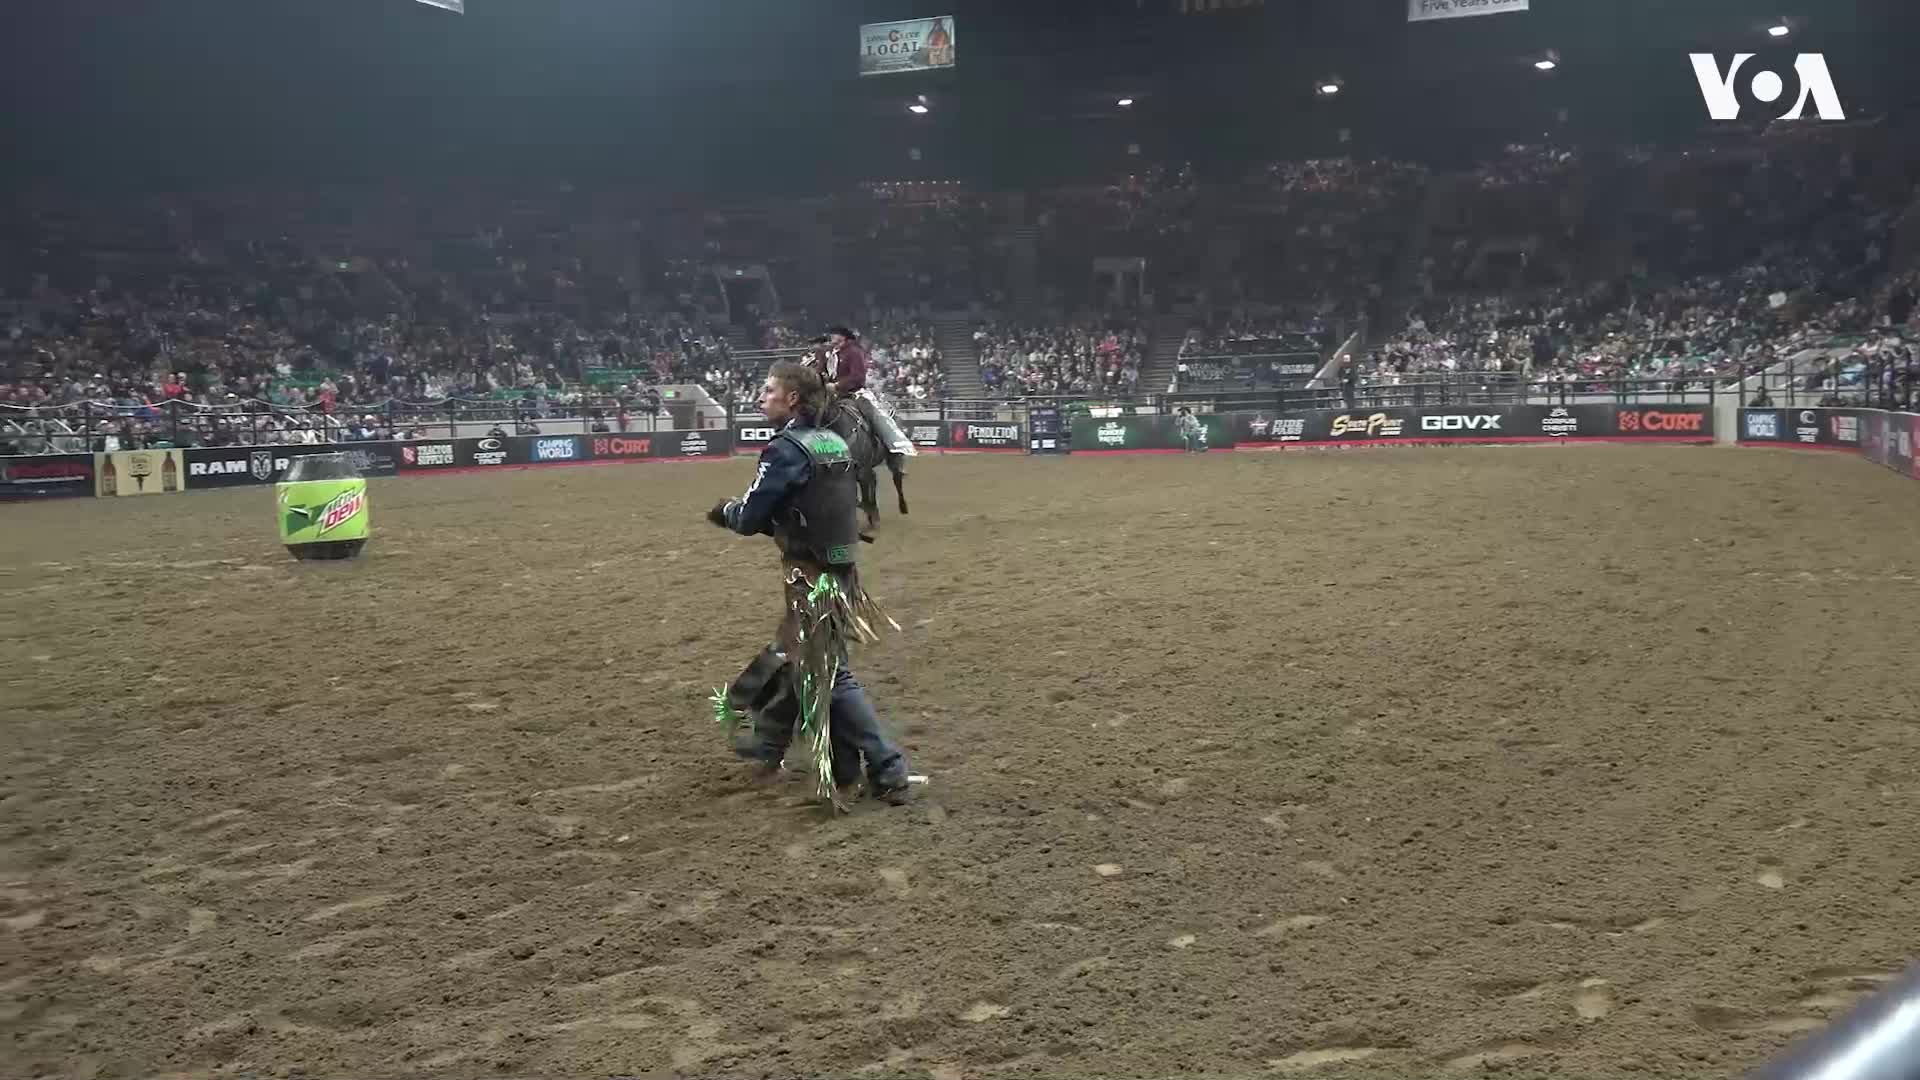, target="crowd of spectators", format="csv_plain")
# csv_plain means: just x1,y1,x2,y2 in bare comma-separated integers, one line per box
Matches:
973,318,1144,397
4,121,1916,442
1470,143,1581,190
